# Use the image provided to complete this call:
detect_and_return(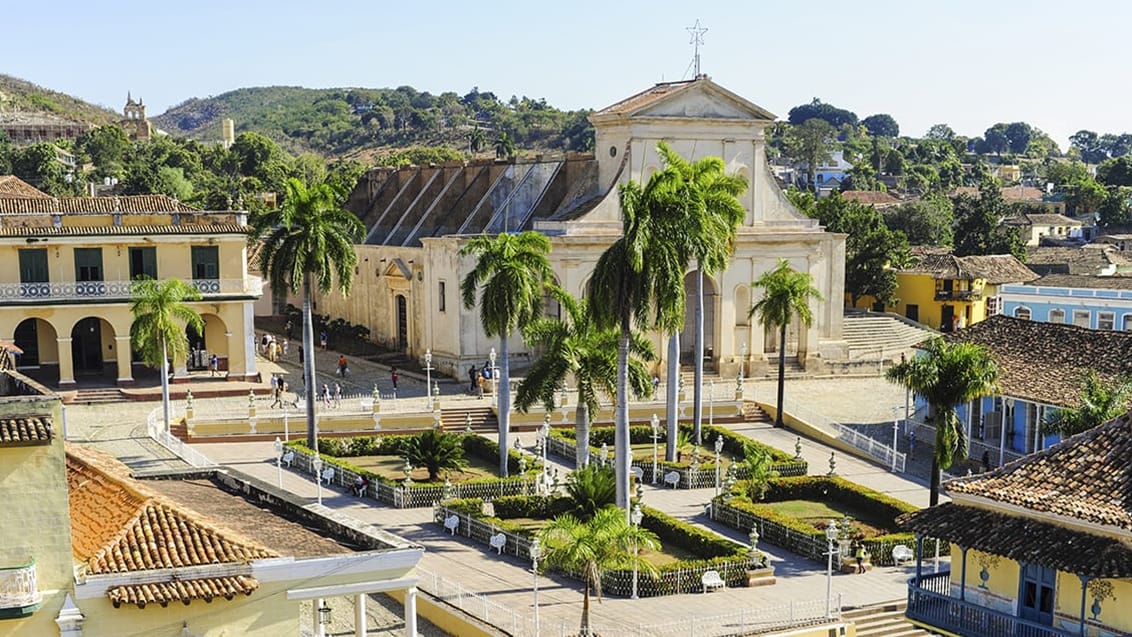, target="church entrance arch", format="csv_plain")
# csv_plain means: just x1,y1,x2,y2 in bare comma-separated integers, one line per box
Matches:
680,271,716,370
